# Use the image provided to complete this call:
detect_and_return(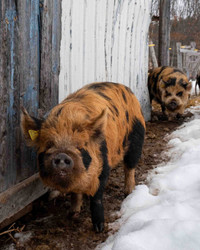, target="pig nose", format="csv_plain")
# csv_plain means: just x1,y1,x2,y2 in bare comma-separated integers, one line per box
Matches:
52,153,74,169
168,101,178,110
